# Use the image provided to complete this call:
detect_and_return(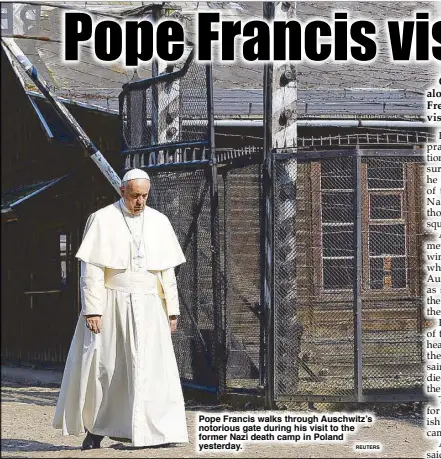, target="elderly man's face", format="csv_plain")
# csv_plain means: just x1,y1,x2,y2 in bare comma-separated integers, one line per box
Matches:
120,179,151,215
